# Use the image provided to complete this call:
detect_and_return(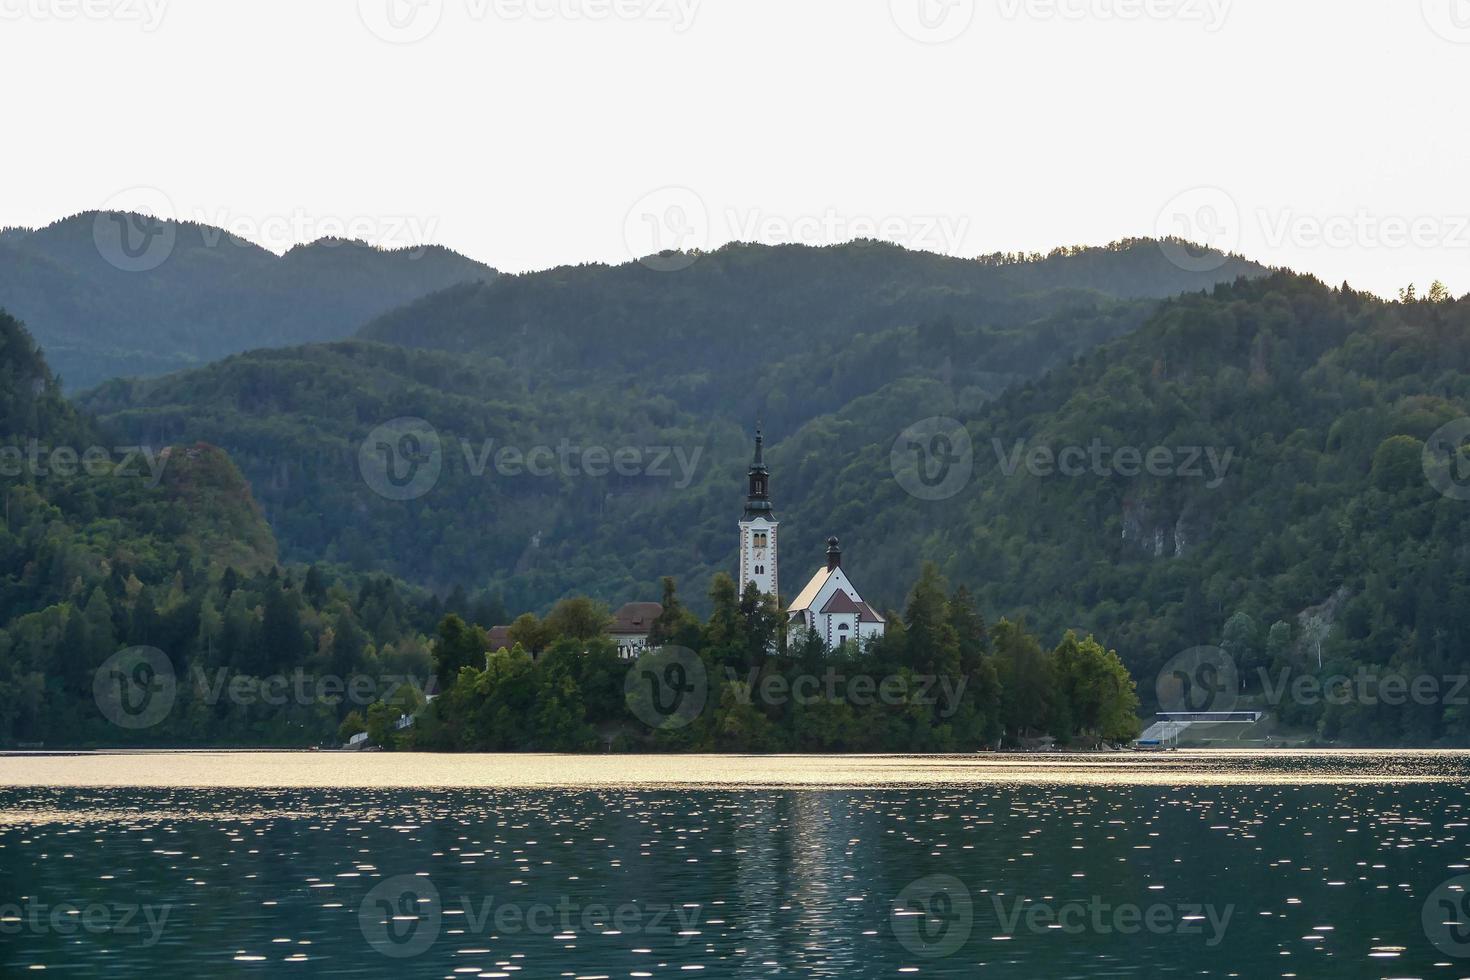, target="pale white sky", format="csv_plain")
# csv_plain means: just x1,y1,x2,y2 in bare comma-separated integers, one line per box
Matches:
3,0,1468,297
